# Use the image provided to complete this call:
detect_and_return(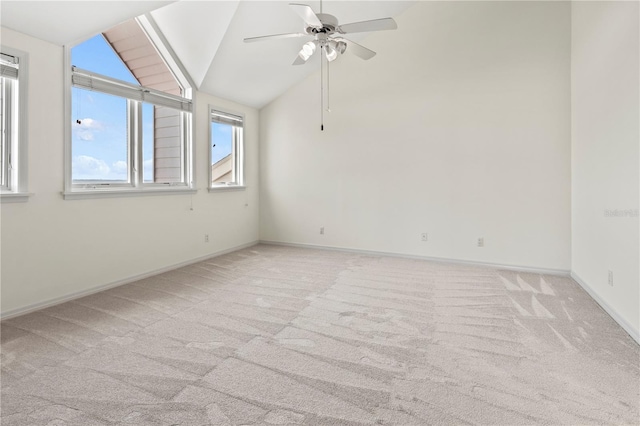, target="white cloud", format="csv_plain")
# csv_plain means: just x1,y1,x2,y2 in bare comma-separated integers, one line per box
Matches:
72,155,110,179
111,160,128,174
143,159,154,181
73,118,102,130
73,118,102,142
72,156,129,181
76,130,94,141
